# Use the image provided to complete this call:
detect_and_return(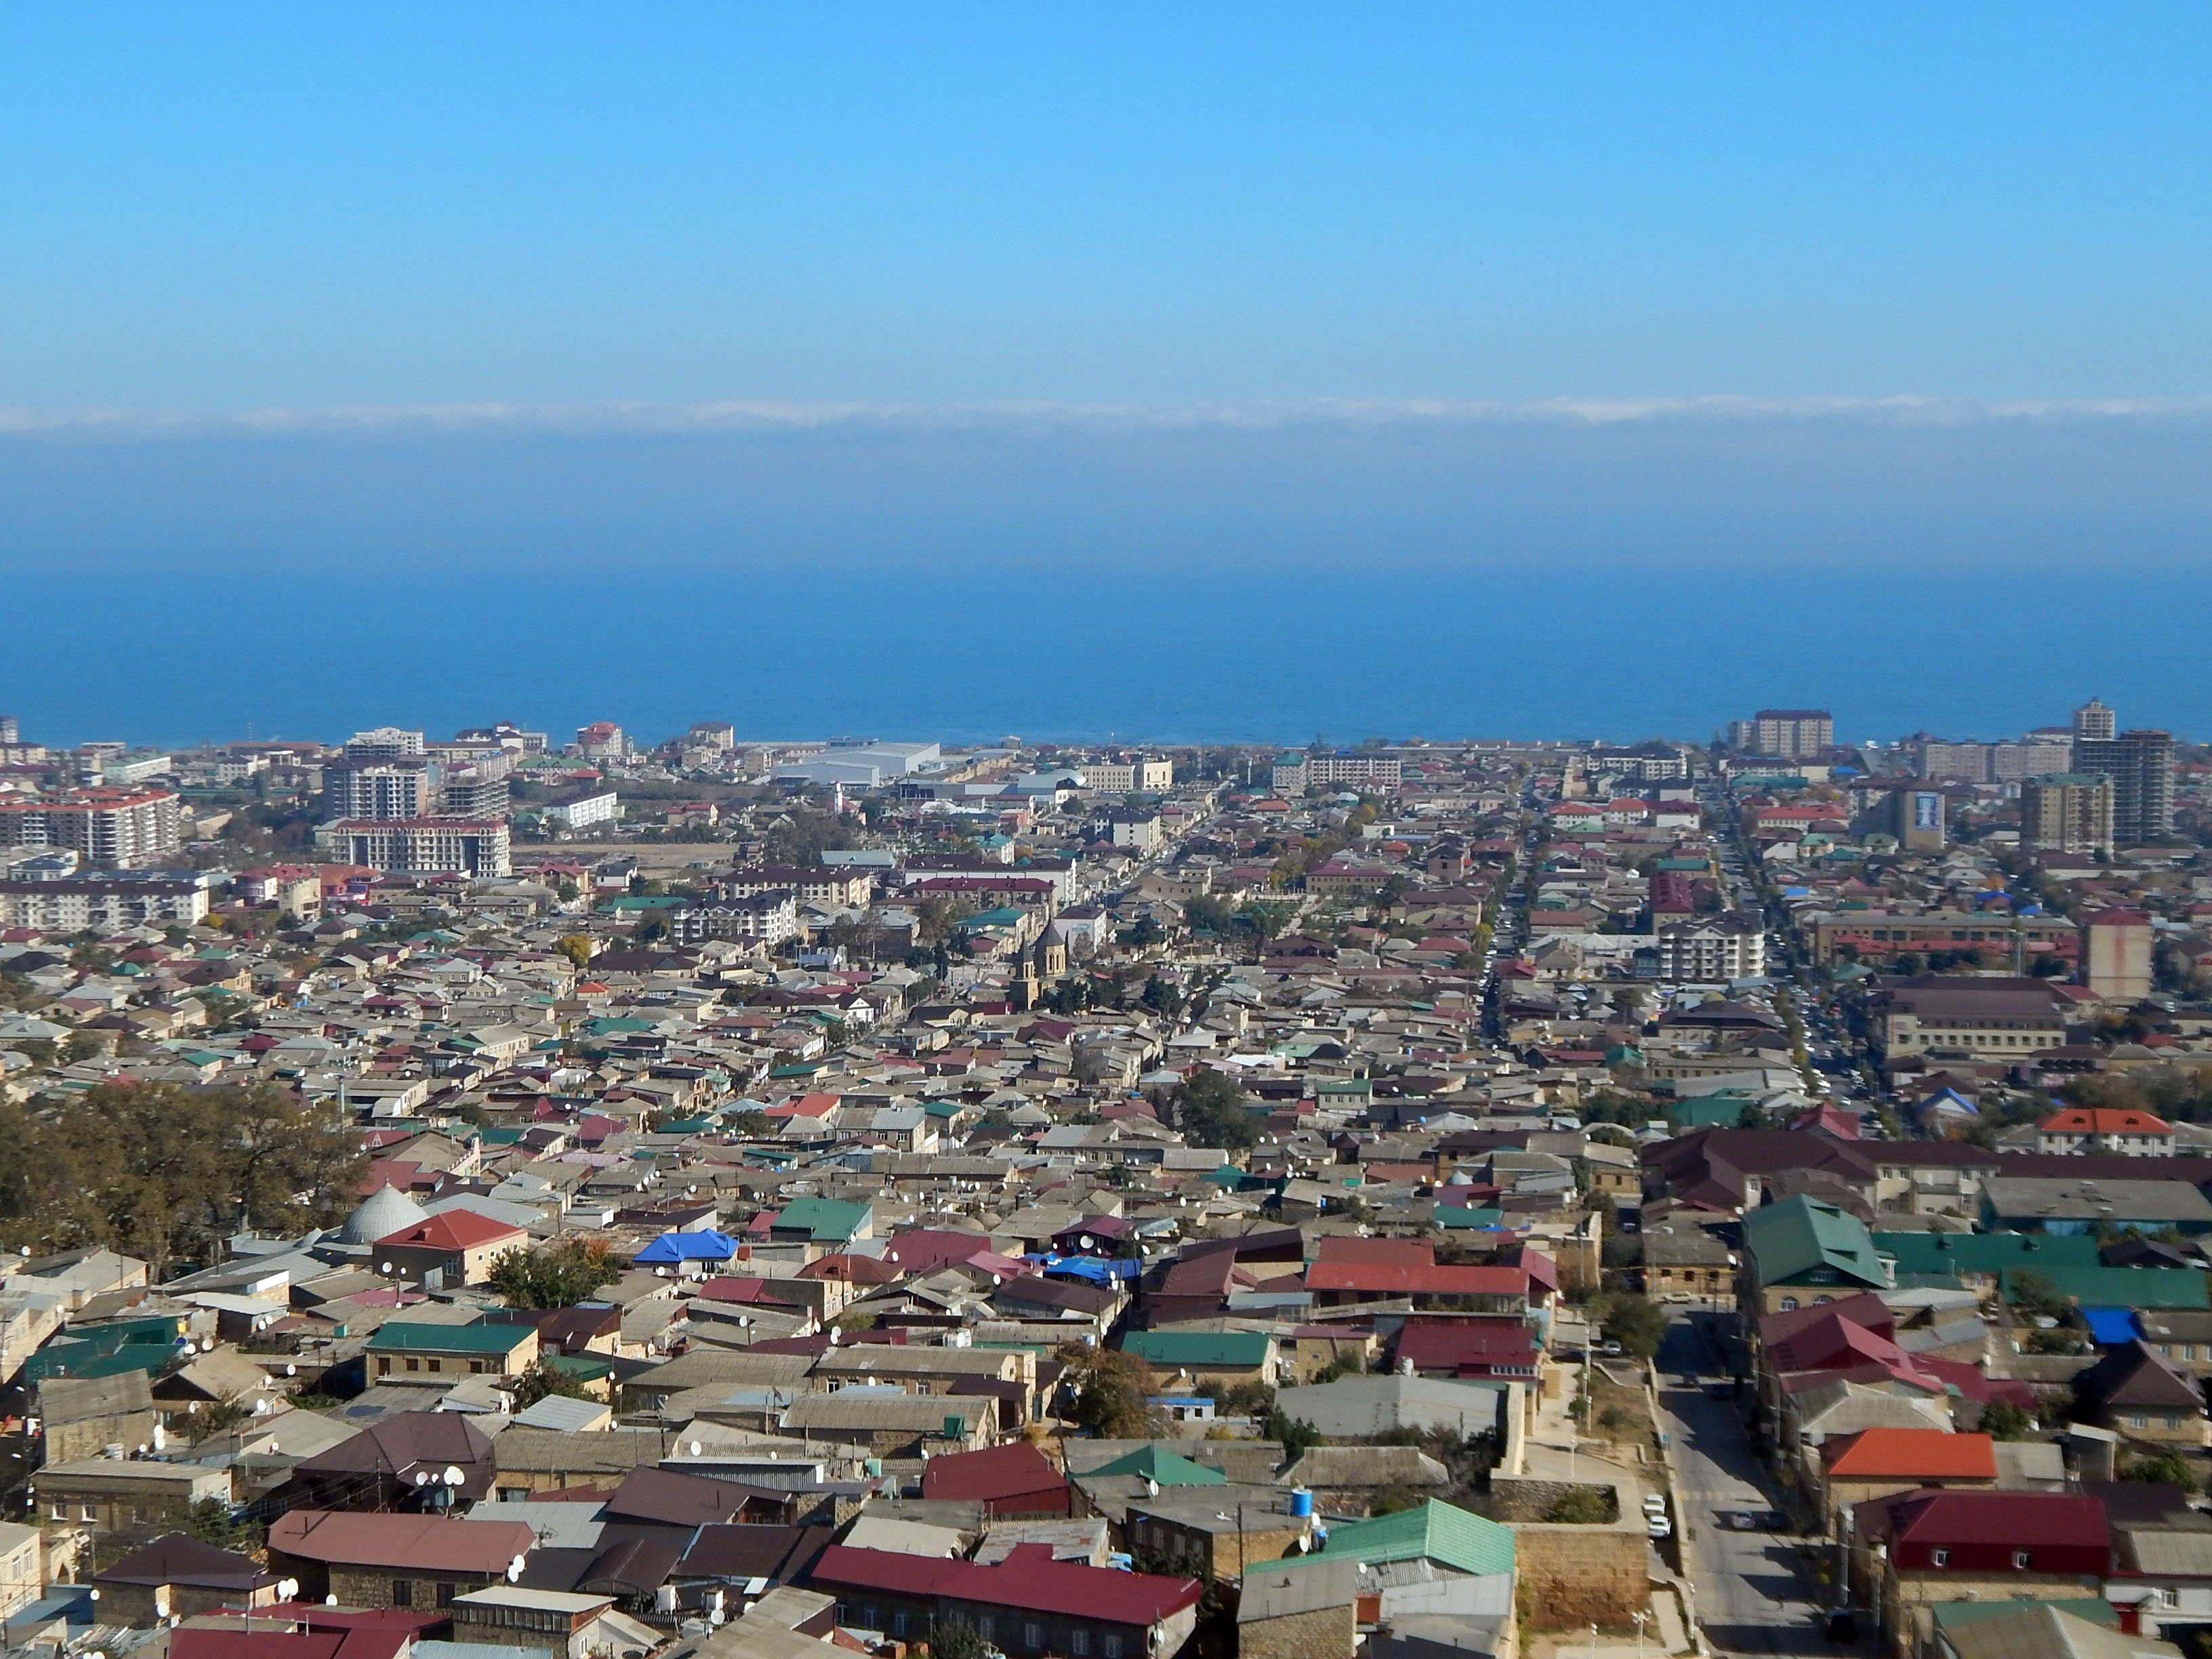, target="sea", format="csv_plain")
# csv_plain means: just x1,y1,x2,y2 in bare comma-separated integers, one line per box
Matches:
8,563,2208,750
